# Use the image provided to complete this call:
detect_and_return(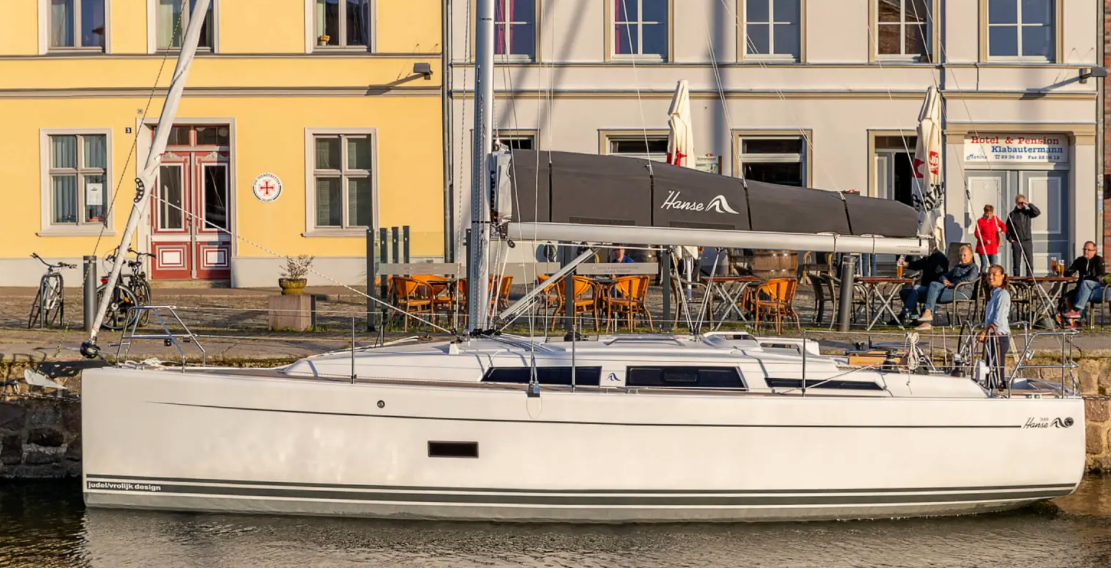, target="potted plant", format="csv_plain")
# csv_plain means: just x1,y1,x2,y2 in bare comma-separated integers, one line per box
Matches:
318,34,330,46
279,255,314,295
